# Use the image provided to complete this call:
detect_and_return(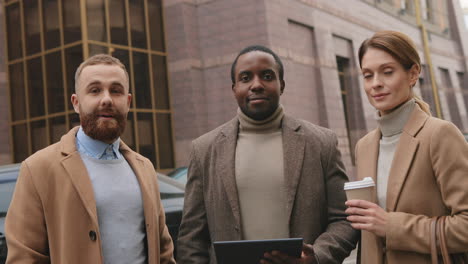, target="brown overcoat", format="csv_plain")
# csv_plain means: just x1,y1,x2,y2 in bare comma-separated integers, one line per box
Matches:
5,127,175,264
356,105,468,264
177,115,359,264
